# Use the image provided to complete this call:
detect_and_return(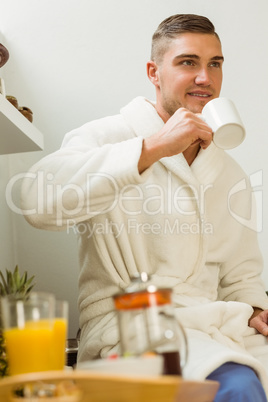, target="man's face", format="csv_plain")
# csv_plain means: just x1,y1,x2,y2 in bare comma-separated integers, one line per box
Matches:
151,33,224,120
